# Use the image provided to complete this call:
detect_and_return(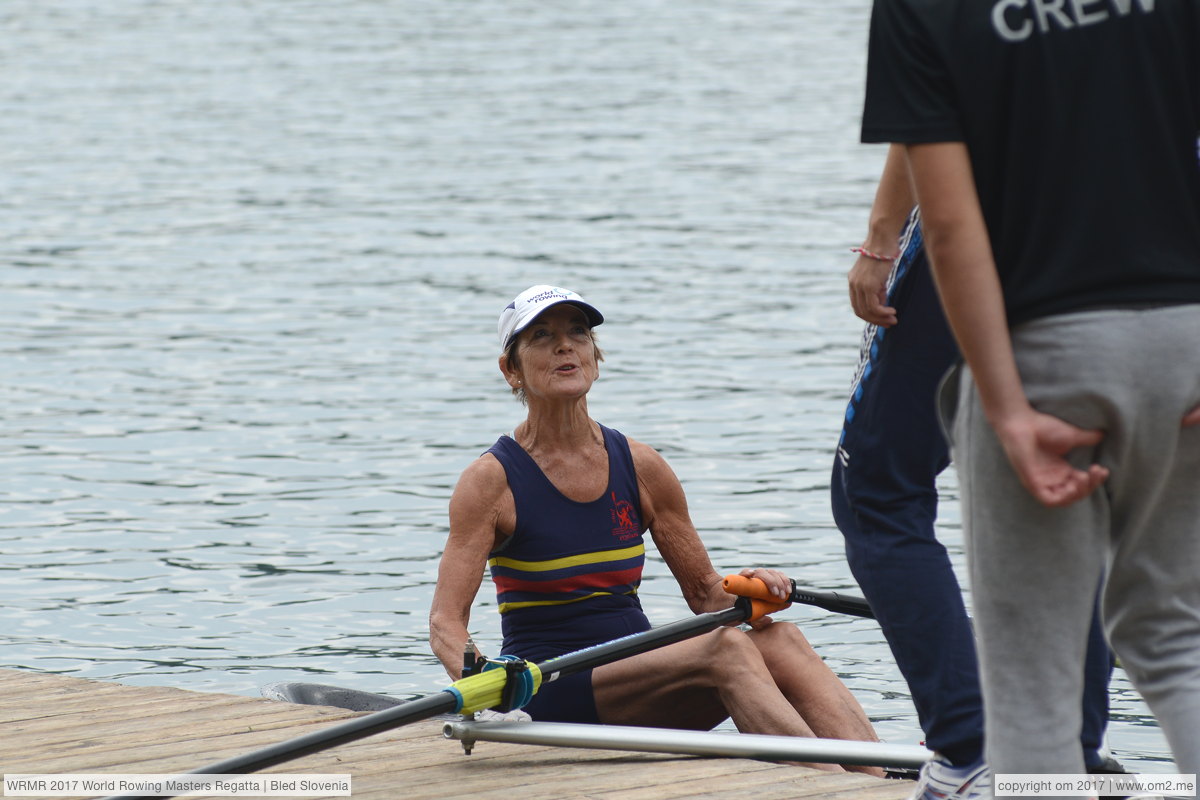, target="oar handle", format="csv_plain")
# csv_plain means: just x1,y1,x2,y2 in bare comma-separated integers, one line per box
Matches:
718,575,790,618
723,575,875,620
